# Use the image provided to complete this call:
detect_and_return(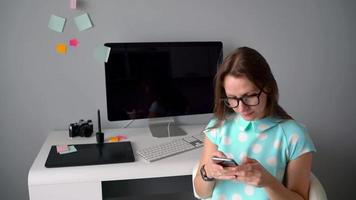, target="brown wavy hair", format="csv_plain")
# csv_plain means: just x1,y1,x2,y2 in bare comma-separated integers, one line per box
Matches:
213,47,292,126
